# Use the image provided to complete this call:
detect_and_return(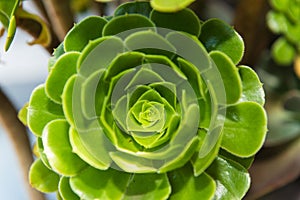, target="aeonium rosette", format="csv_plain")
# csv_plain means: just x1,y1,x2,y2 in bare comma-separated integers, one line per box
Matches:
19,2,267,200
